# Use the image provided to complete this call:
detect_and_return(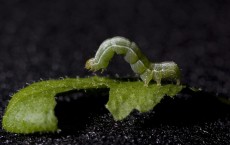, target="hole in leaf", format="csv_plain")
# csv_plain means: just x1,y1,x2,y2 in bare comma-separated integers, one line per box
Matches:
55,88,109,133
